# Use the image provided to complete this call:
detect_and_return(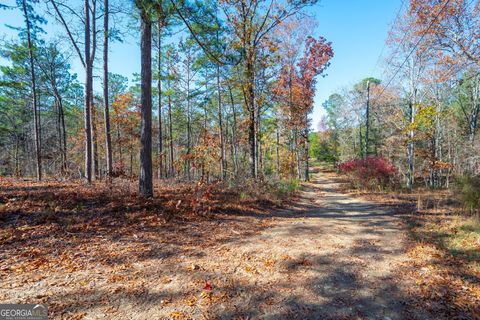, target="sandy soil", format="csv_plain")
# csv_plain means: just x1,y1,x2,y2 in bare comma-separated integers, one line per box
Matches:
1,169,411,319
